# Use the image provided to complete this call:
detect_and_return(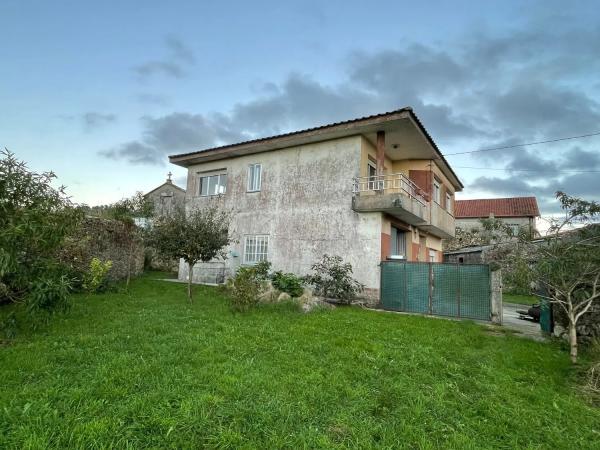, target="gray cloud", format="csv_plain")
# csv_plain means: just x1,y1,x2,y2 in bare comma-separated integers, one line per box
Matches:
105,7,600,214
132,36,195,80
469,144,600,214
101,112,249,165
